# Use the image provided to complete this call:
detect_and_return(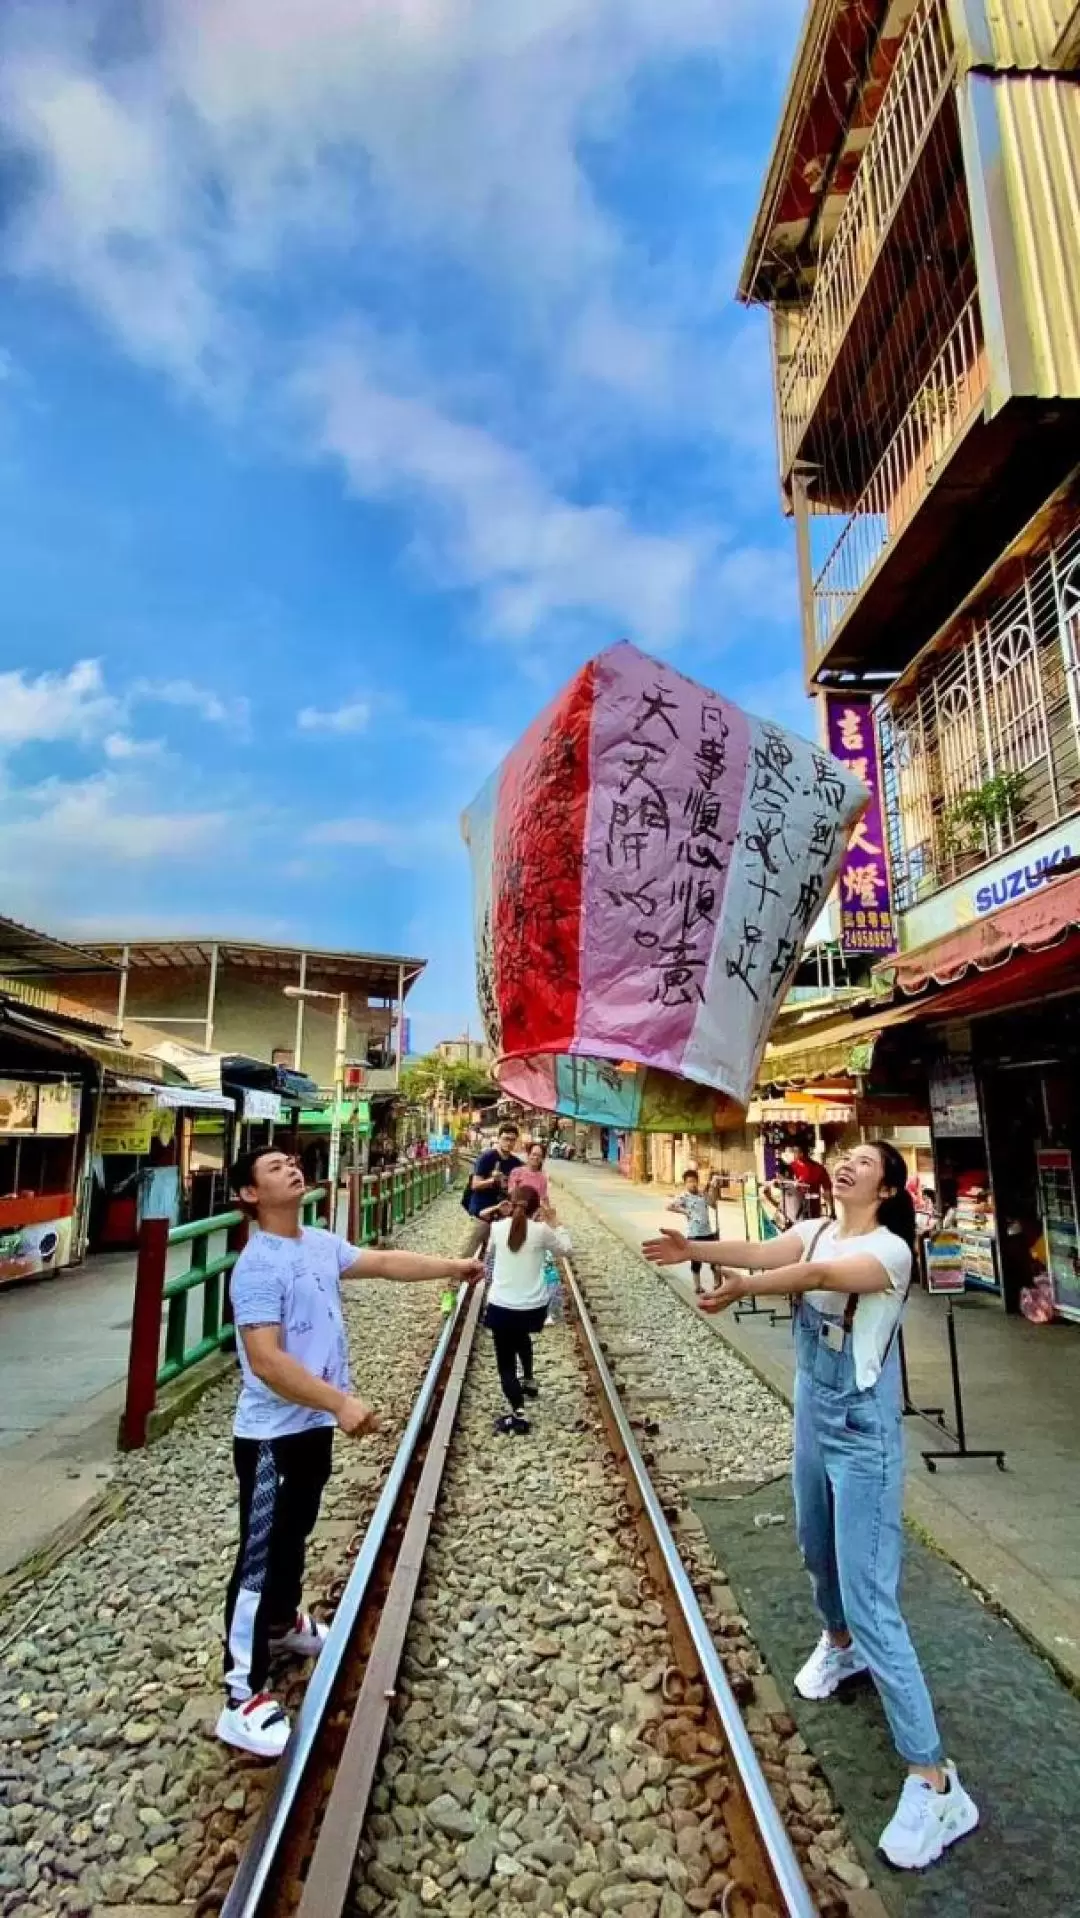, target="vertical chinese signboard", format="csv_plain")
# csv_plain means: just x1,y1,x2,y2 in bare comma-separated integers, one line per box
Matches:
824,695,895,956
